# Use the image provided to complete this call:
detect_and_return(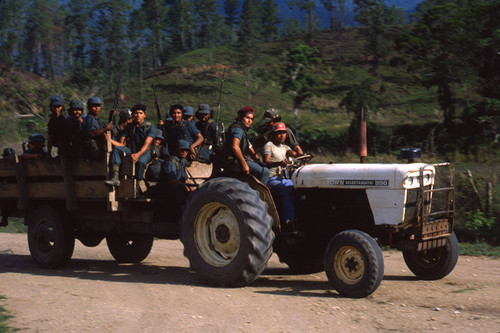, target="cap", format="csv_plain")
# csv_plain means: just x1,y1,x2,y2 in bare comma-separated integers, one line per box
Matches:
183,106,194,116
119,110,132,120
87,96,102,106
273,122,287,132
176,139,190,150
28,133,45,143
197,104,211,114
263,108,281,122
69,100,84,110
131,104,147,113
50,95,64,106
237,106,254,116
155,129,164,140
